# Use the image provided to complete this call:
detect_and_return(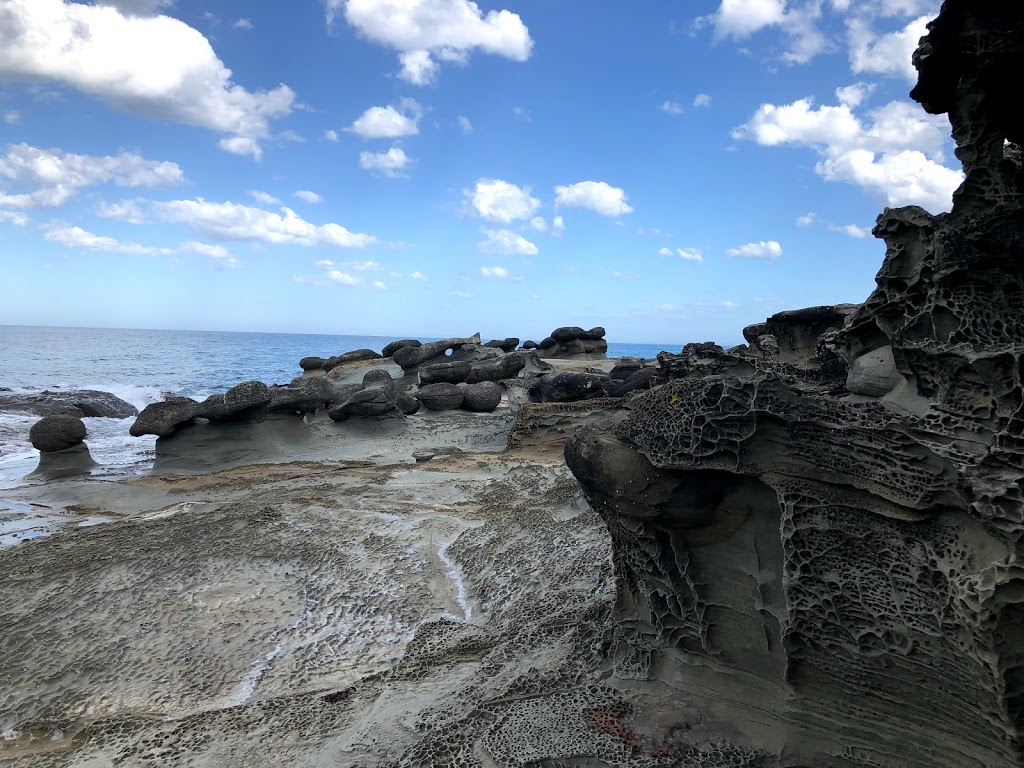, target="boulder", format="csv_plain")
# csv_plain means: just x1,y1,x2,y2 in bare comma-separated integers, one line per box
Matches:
538,327,608,358
361,369,395,390
323,349,382,371
419,361,472,385
0,389,138,419
202,381,272,421
846,344,904,397
460,381,502,412
536,372,608,402
603,367,661,397
130,397,202,438
464,351,531,383
335,386,401,419
609,357,647,380
396,391,421,415
521,340,538,349
483,337,520,352
29,415,87,452
381,339,421,358
393,334,481,372
299,356,326,371
416,383,465,411
551,326,604,342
